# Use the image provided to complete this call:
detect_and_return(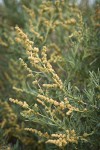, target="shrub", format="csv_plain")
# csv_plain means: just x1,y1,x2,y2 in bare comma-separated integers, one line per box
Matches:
9,1,100,150
0,0,99,149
